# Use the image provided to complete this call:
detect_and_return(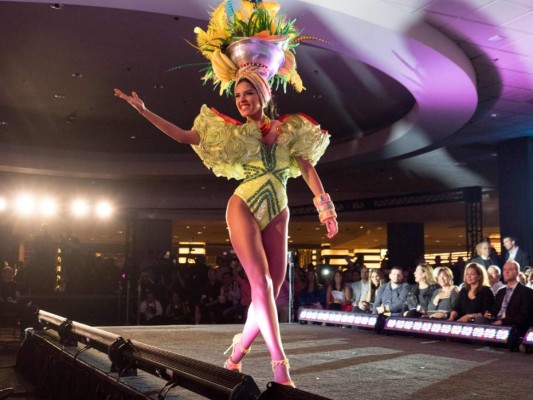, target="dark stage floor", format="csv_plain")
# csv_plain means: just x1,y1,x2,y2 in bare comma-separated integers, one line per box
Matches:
3,323,533,399
102,323,533,400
